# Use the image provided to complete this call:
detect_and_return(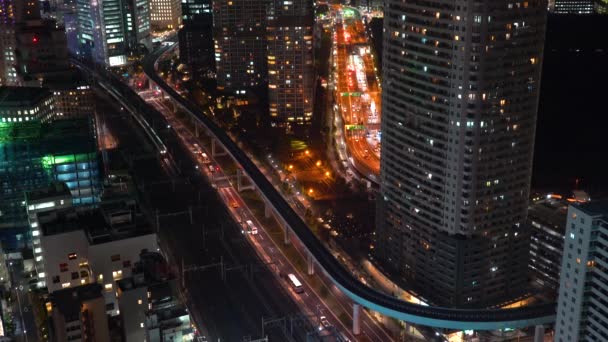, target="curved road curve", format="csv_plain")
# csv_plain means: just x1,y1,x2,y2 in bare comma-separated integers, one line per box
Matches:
141,43,556,331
